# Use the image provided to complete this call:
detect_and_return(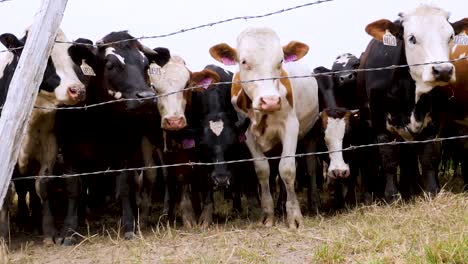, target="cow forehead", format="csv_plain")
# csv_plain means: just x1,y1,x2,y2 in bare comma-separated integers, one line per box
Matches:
150,55,190,89
105,47,126,64
237,28,283,61
401,6,452,37
324,117,347,140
